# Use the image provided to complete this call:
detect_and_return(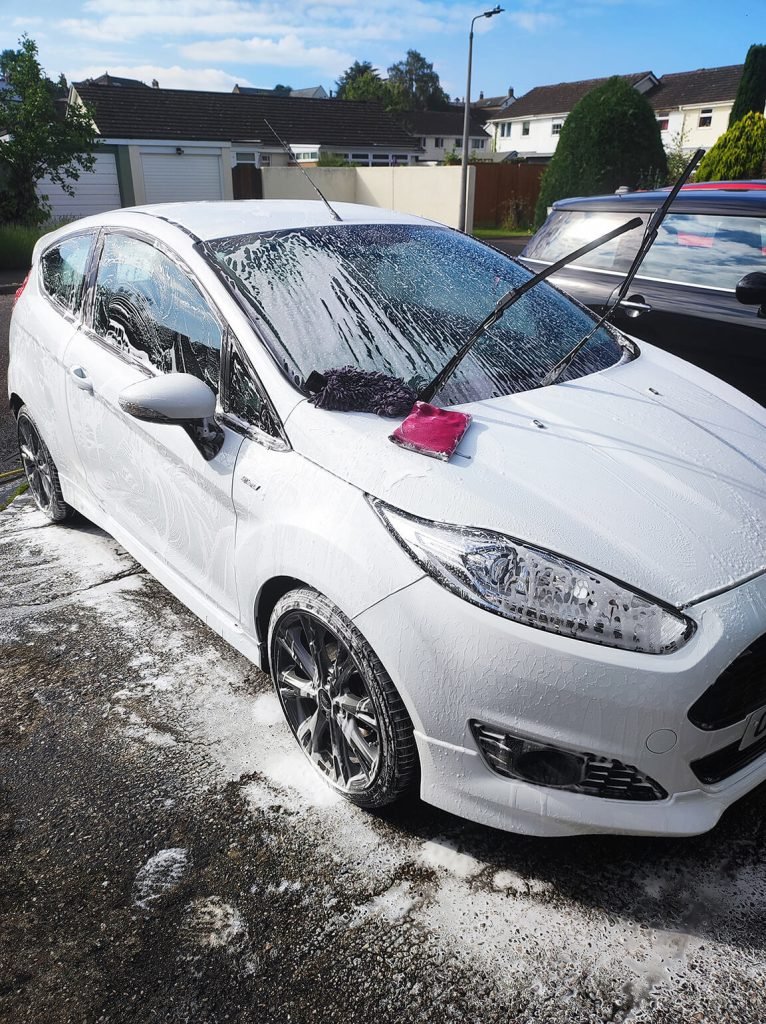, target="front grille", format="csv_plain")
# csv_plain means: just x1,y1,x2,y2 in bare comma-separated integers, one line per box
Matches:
472,722,667,801
689,634,766,731
691,731,766,784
